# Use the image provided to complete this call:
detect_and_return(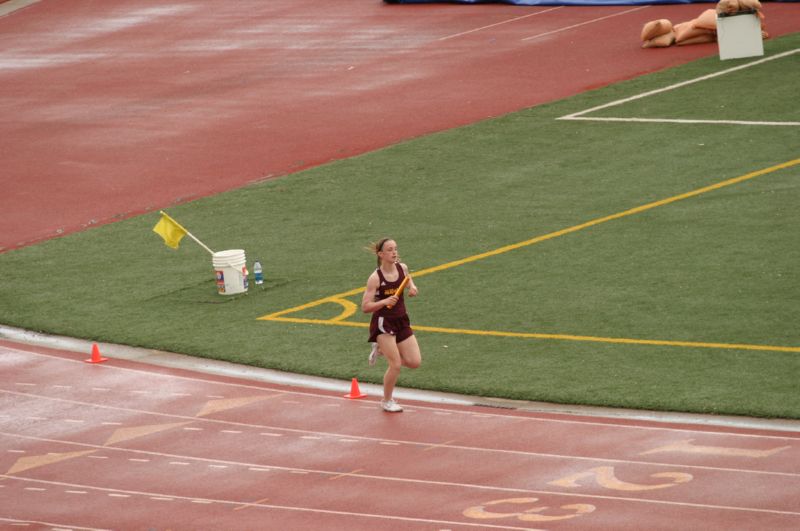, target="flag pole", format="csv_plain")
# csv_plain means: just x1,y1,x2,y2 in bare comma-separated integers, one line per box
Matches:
159,211,215,255
185,232,215,255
